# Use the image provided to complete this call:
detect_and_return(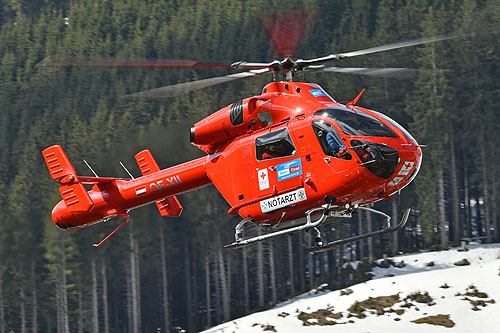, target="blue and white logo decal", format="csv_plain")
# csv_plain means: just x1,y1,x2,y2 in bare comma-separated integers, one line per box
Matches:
309,89,329,97
277,158,302,182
